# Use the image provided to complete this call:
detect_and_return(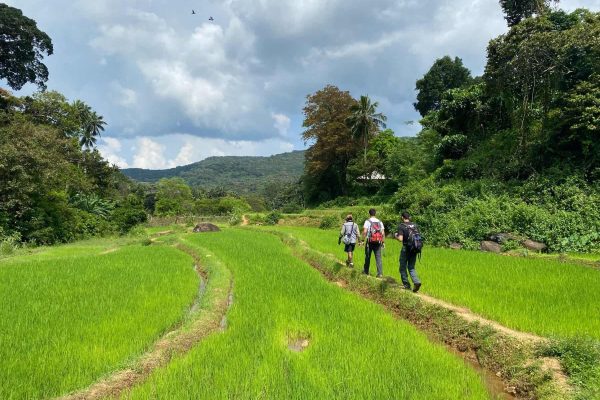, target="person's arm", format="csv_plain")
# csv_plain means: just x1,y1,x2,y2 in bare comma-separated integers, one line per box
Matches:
395,224,403,243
